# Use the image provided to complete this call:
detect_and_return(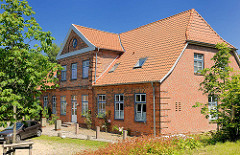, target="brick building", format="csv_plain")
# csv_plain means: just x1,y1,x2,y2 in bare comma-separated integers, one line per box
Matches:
41,9,240,136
